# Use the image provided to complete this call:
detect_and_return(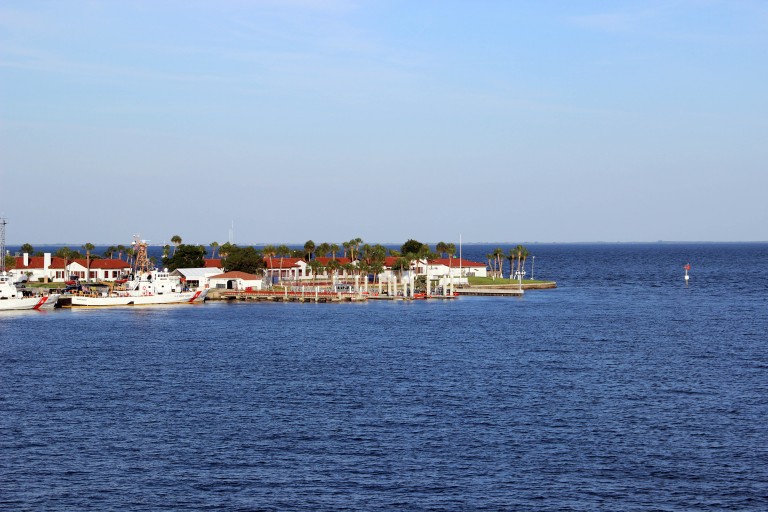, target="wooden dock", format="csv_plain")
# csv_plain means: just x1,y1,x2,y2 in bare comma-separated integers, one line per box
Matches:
207,289,460,302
